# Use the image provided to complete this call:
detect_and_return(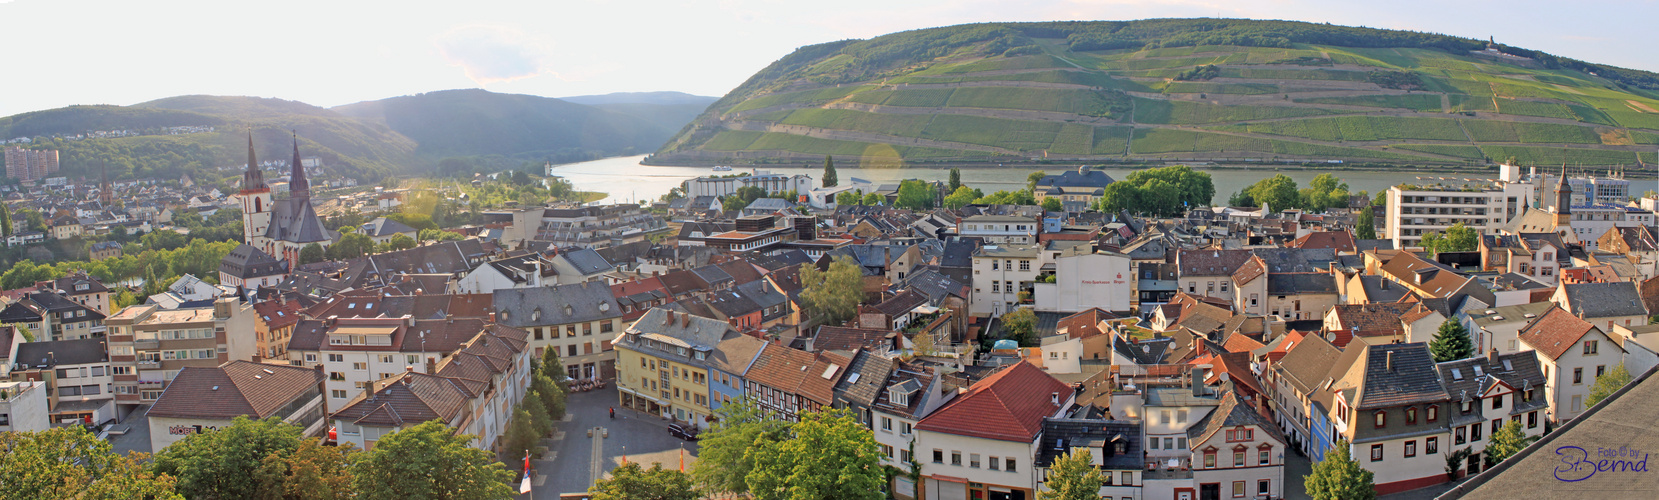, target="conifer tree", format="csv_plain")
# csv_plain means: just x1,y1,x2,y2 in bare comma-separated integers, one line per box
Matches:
822,155,837,188
1429,320,1474,362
